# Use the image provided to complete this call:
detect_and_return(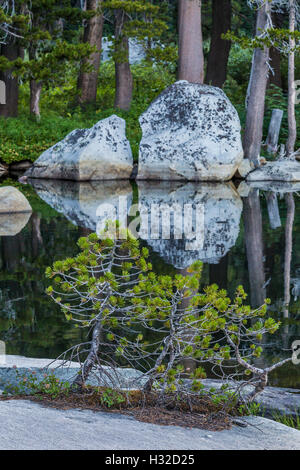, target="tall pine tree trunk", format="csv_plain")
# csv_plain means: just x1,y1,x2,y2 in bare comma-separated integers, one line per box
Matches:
0,42,20,117
243,1,271,166
205,0,231,88
286,0,297,156
78,0,103,104
178,0,204,83
114,8,133,111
